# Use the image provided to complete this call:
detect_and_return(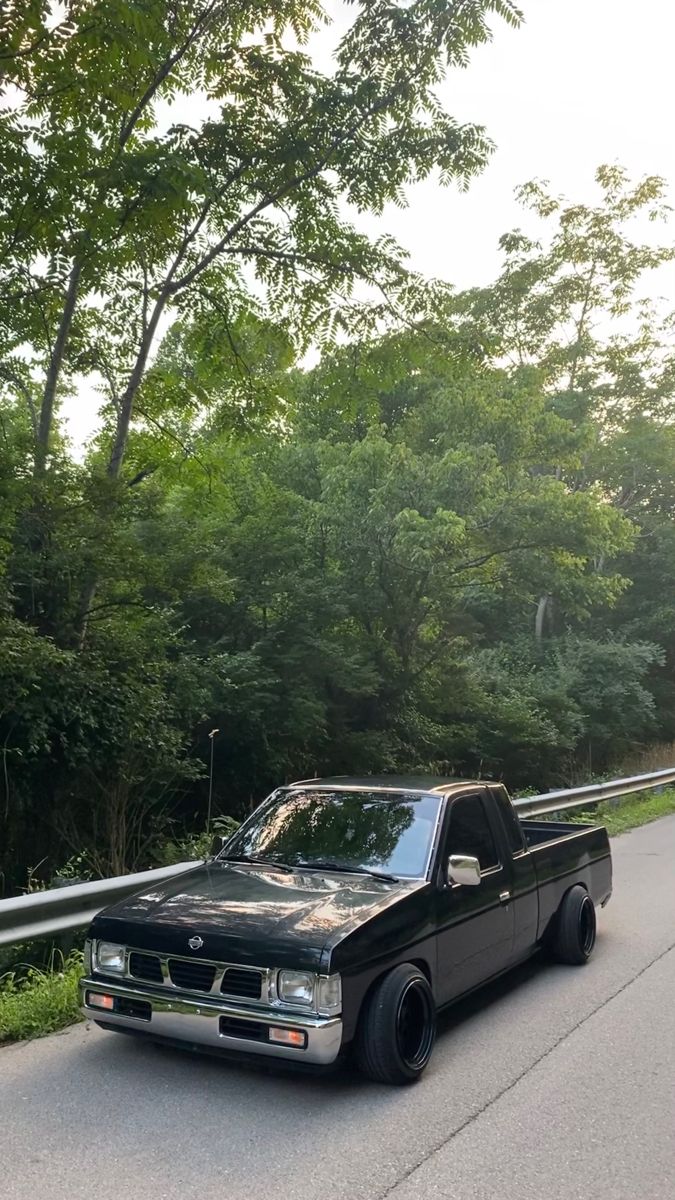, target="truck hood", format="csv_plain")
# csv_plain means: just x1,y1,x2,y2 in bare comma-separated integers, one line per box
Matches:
90,861,421,971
